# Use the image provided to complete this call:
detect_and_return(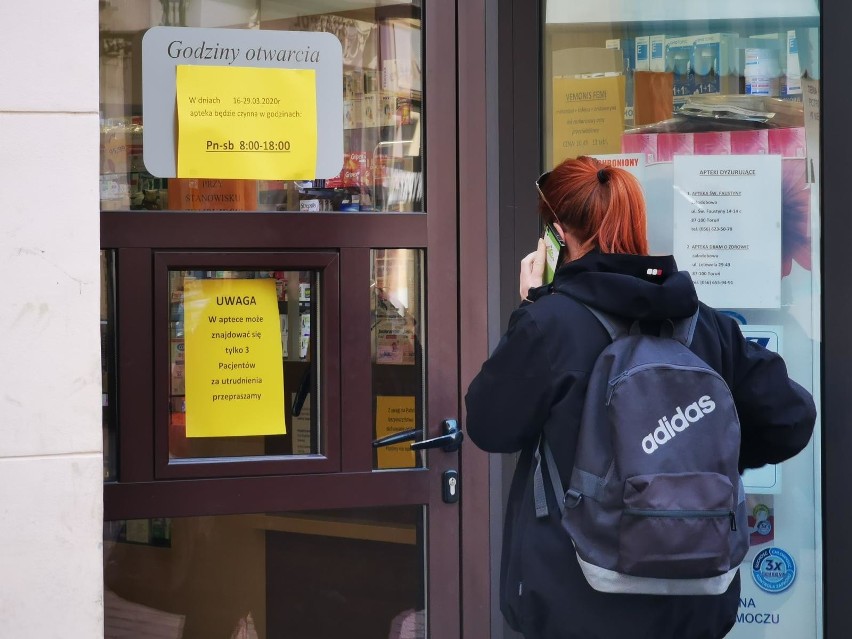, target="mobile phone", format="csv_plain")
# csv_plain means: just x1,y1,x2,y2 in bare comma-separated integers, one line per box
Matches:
543,223,566,284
